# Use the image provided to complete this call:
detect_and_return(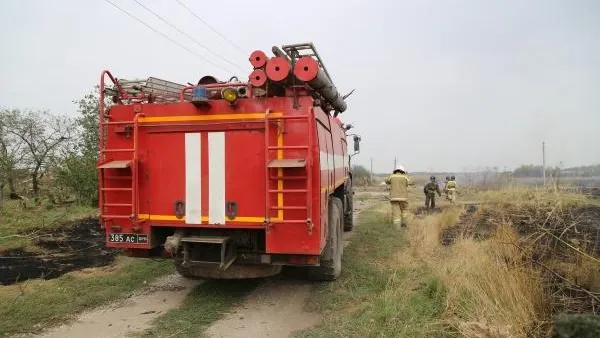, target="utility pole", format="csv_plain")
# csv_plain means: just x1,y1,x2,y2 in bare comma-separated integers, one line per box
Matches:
370,158,373,185
393,157,397,171
542,141,546,186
